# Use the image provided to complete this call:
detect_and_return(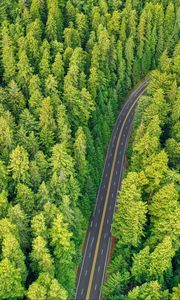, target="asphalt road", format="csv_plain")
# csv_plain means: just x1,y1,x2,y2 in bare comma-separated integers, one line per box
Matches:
74,79,149,300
